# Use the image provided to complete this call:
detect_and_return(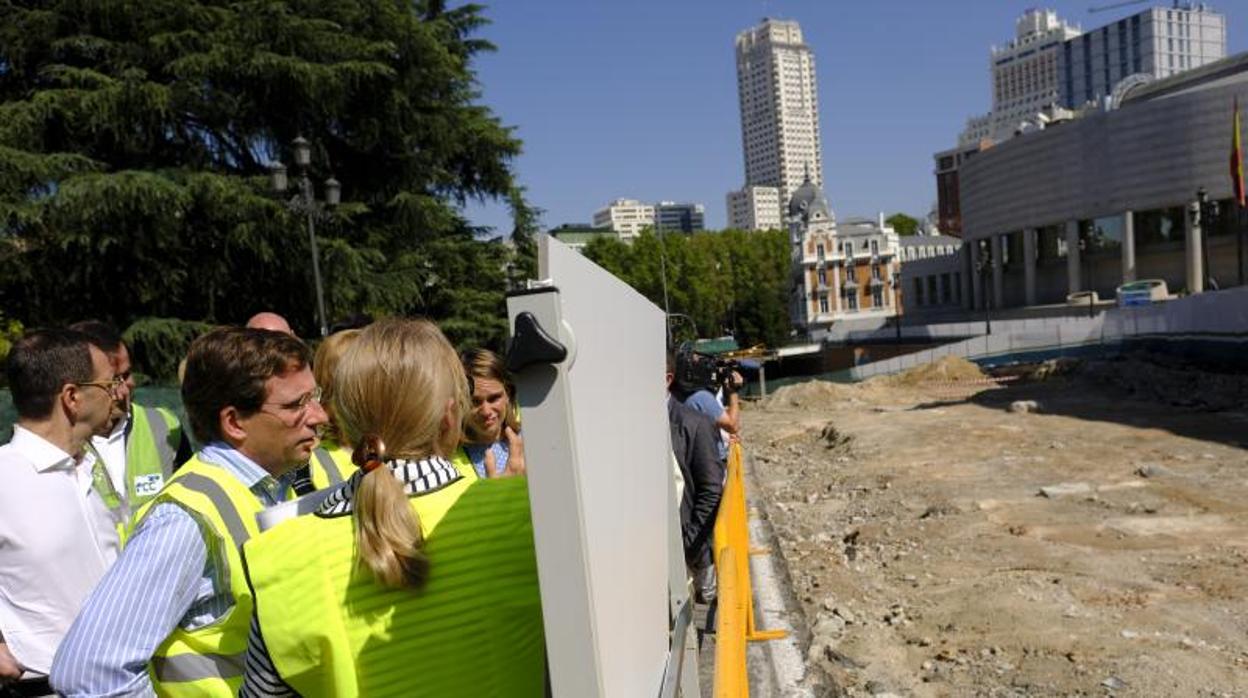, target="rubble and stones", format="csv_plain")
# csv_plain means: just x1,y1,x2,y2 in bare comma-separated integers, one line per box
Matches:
746,354,1248,696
